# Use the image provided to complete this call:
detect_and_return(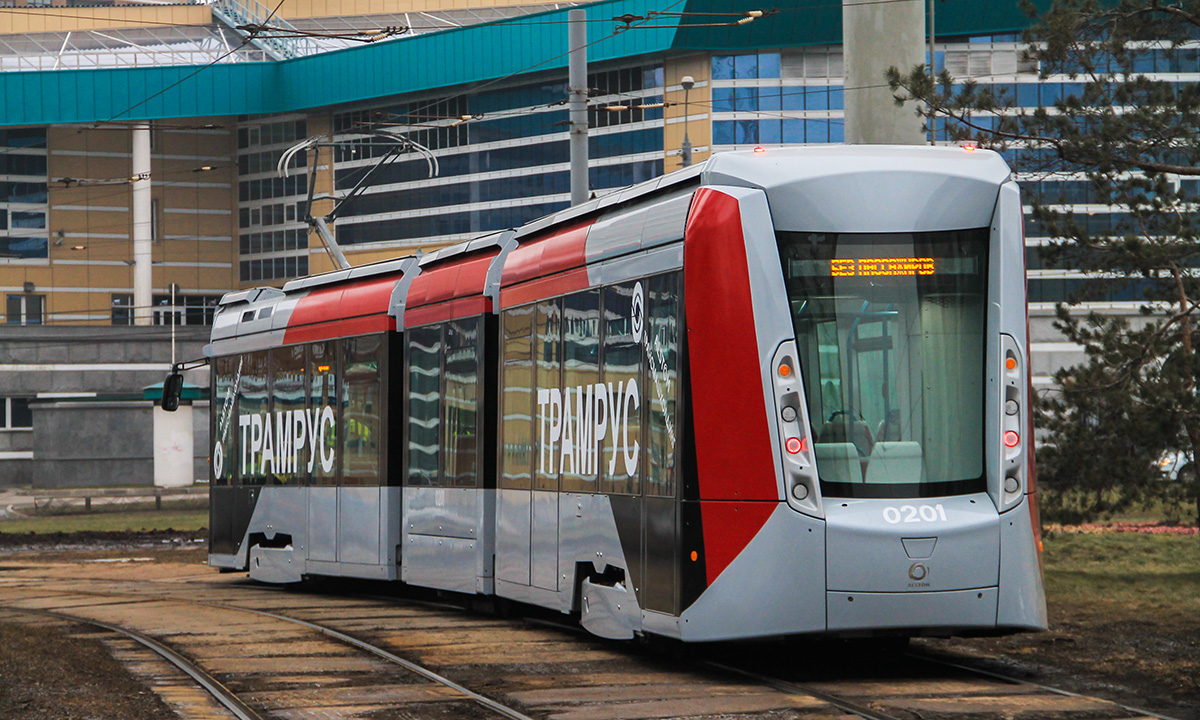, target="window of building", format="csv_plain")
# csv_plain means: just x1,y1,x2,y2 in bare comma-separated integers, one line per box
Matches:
6,294,43,325
1,398,33,429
